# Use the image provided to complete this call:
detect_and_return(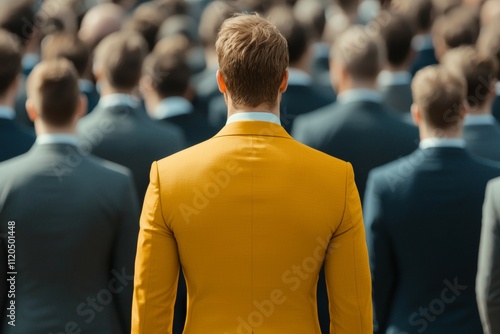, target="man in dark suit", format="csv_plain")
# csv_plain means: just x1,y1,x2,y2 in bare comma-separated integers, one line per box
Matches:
78,31,186,201
0,59,139,333
442,46,500,161
0,30,35,162
477,19,500,122
269,6,335,133
377,12,414,114
293,25,418,201
477,177,500,334
364,65,500,334
42,32,100,114
141,47,217,147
